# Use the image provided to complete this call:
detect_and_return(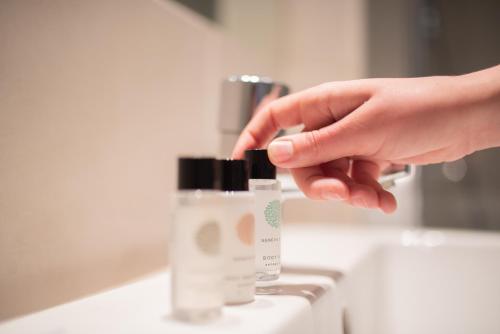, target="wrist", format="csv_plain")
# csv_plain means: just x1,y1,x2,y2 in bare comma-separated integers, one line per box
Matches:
456,66,500,152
